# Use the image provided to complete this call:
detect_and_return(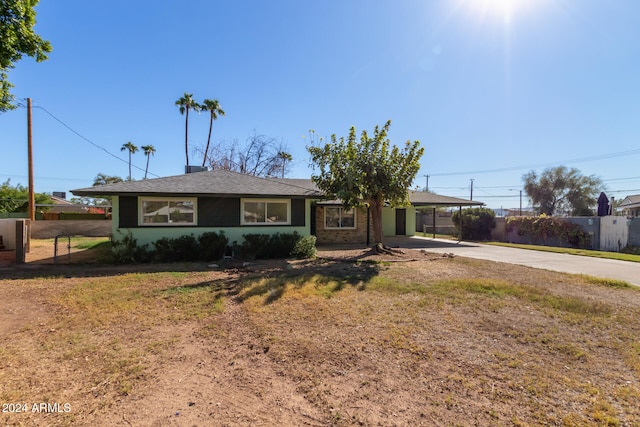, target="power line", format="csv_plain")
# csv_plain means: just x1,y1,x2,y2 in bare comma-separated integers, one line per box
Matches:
428,148,640,177
475,185,522,189
603,176,640,183
607,188,640,194
0,173,90,182
26,101,160,179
